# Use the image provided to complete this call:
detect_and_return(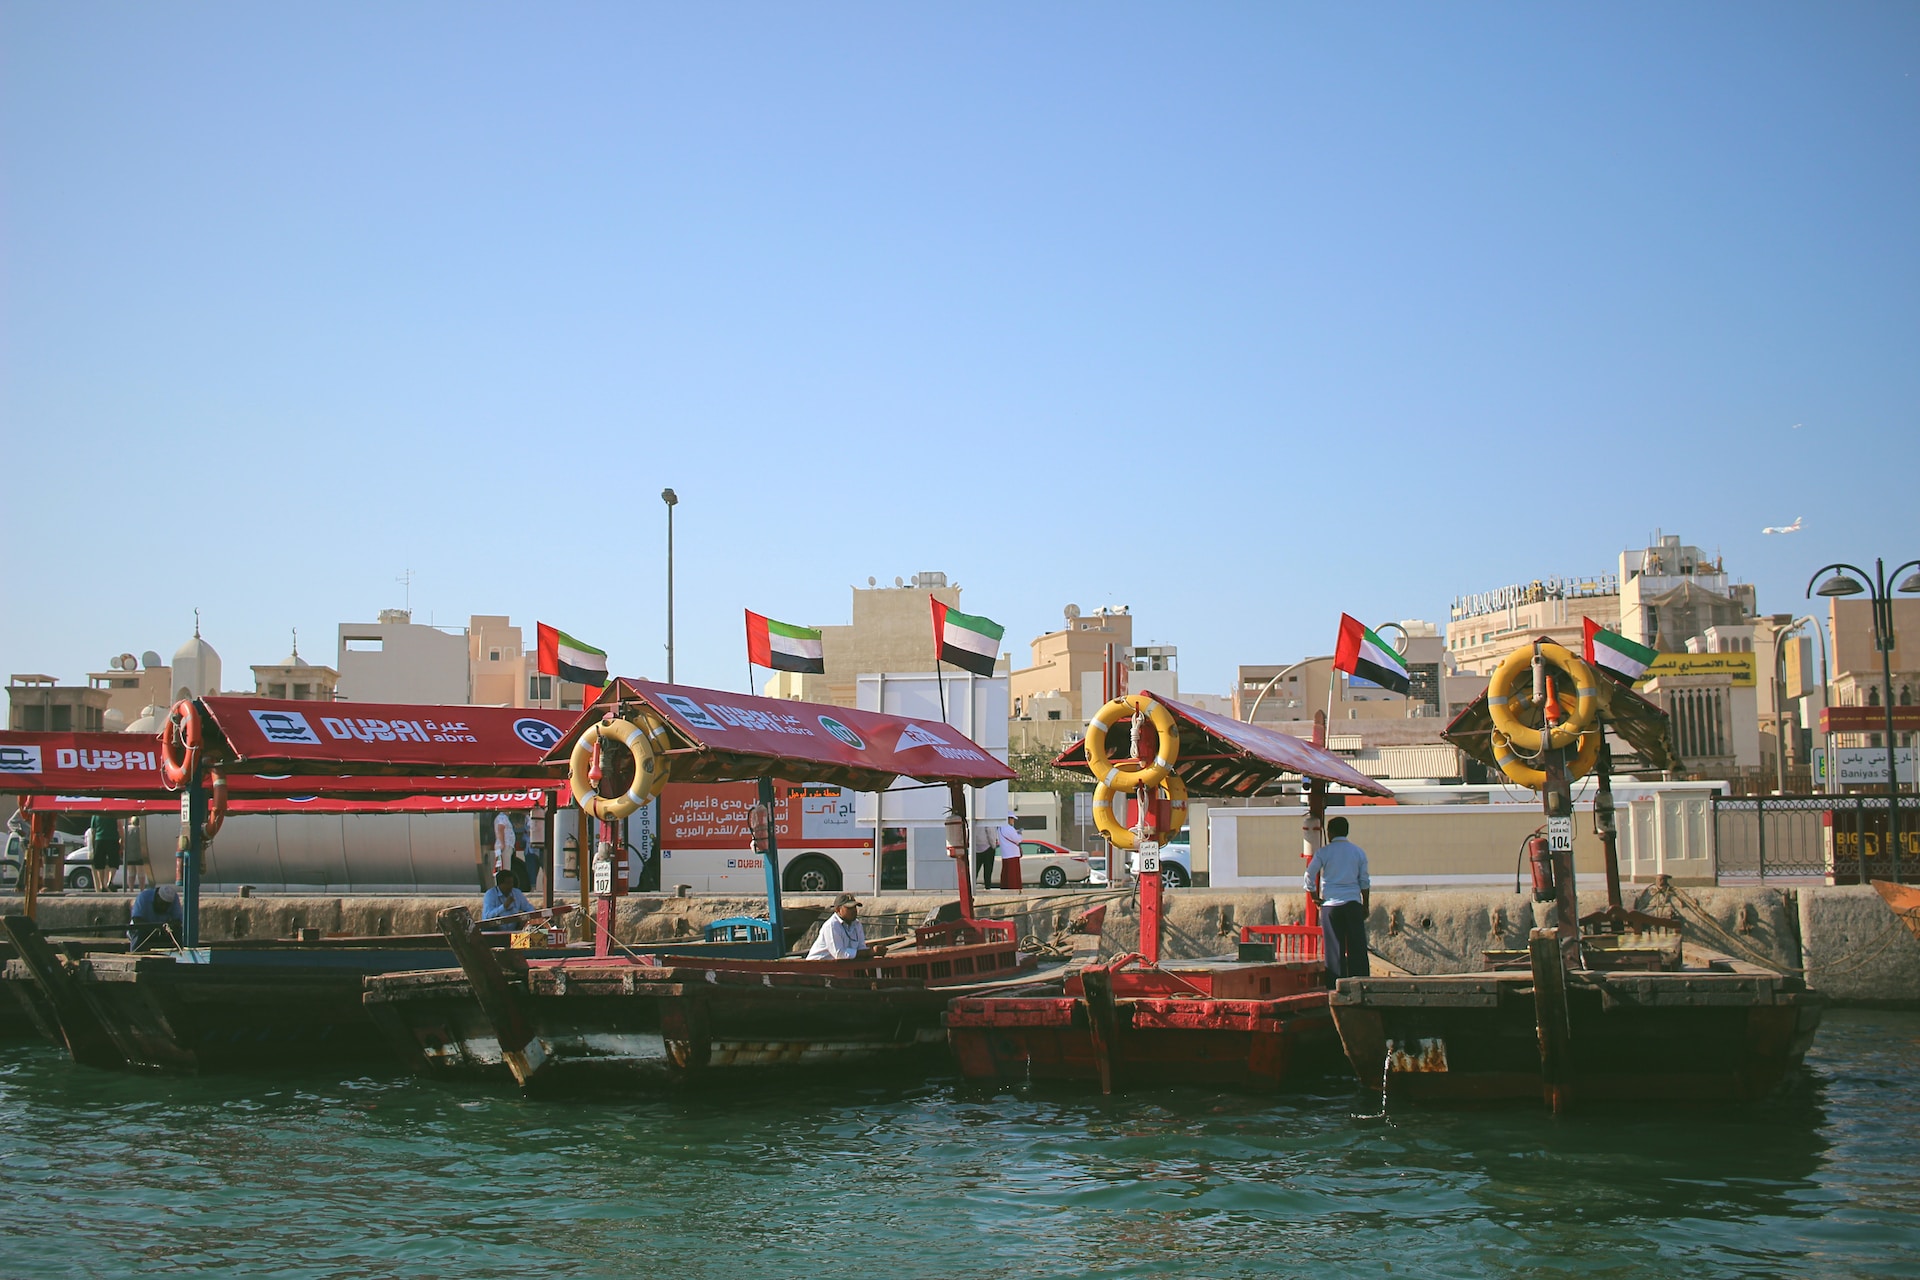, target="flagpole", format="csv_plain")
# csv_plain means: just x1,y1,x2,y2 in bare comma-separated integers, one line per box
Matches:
931,594,951,727
747,660,756,696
